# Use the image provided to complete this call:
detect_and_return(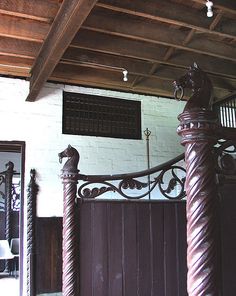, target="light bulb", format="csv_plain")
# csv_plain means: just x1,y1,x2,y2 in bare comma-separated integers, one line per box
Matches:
206,1,213,17
123,70,128,82
207,10,213,17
